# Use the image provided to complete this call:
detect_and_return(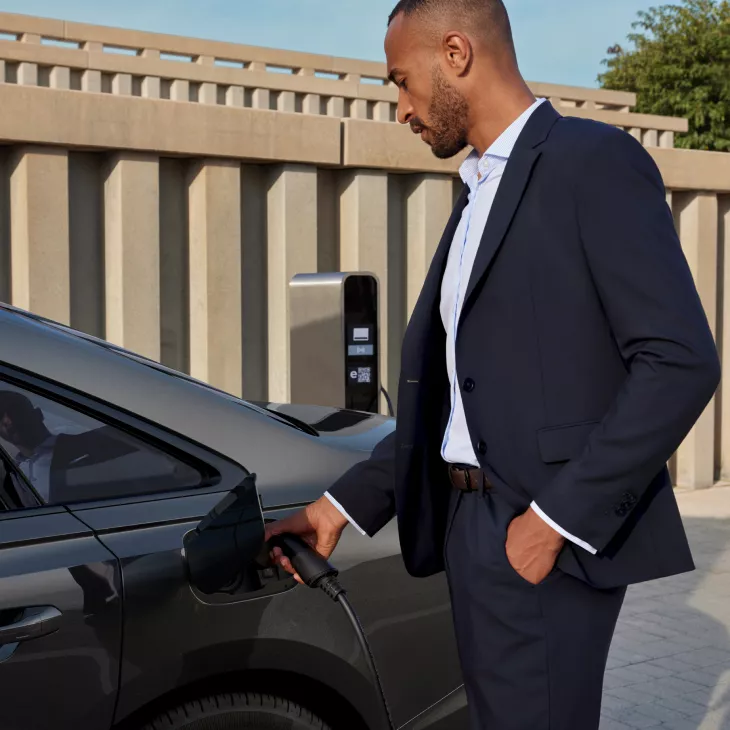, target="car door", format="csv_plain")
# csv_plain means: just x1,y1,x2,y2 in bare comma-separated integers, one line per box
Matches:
0,366,274,728
0,453,122,730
